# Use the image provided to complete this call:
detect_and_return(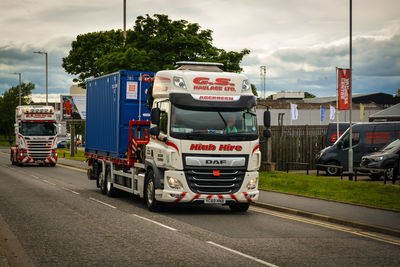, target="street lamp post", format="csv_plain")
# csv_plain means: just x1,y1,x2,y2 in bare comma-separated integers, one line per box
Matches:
13,72,22,105
34,51,48,106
